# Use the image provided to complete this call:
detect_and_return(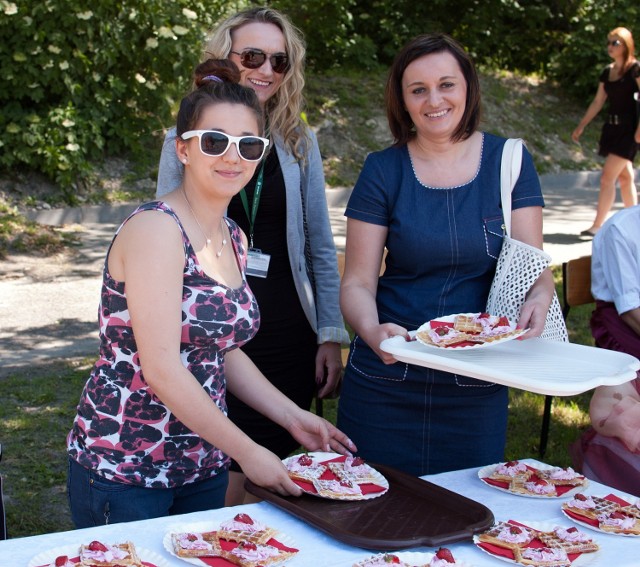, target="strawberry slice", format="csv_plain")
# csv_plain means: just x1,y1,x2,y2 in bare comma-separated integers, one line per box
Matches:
234,513,254,525
435,547,456,563
54,557,70,567
383,555,401,564
240,542,257,551
88,541,108,552
496,316,510,327
478,312,490,319
297,454,313,466
351,456,365,466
